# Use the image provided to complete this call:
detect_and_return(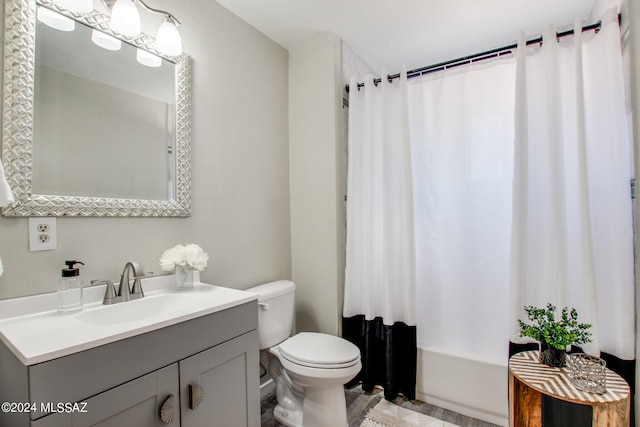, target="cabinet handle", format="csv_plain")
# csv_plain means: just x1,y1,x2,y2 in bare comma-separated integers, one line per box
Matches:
189,383,205,410
159,394,175,424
